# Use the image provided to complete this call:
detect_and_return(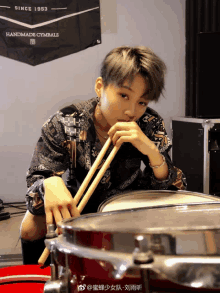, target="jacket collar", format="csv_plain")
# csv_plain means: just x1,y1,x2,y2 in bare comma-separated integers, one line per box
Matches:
74,97,99,142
